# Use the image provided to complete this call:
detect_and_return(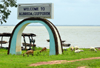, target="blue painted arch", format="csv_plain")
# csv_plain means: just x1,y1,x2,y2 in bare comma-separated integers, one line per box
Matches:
8,17,63,55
